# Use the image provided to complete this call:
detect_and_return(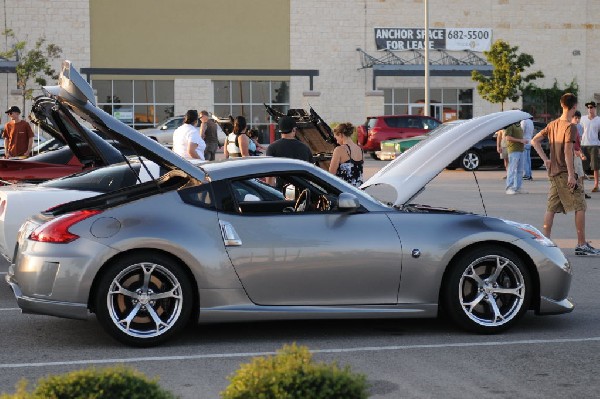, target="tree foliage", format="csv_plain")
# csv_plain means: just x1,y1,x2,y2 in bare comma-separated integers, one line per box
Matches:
472,39,544,110
0,29,62,110
521,79,578,121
